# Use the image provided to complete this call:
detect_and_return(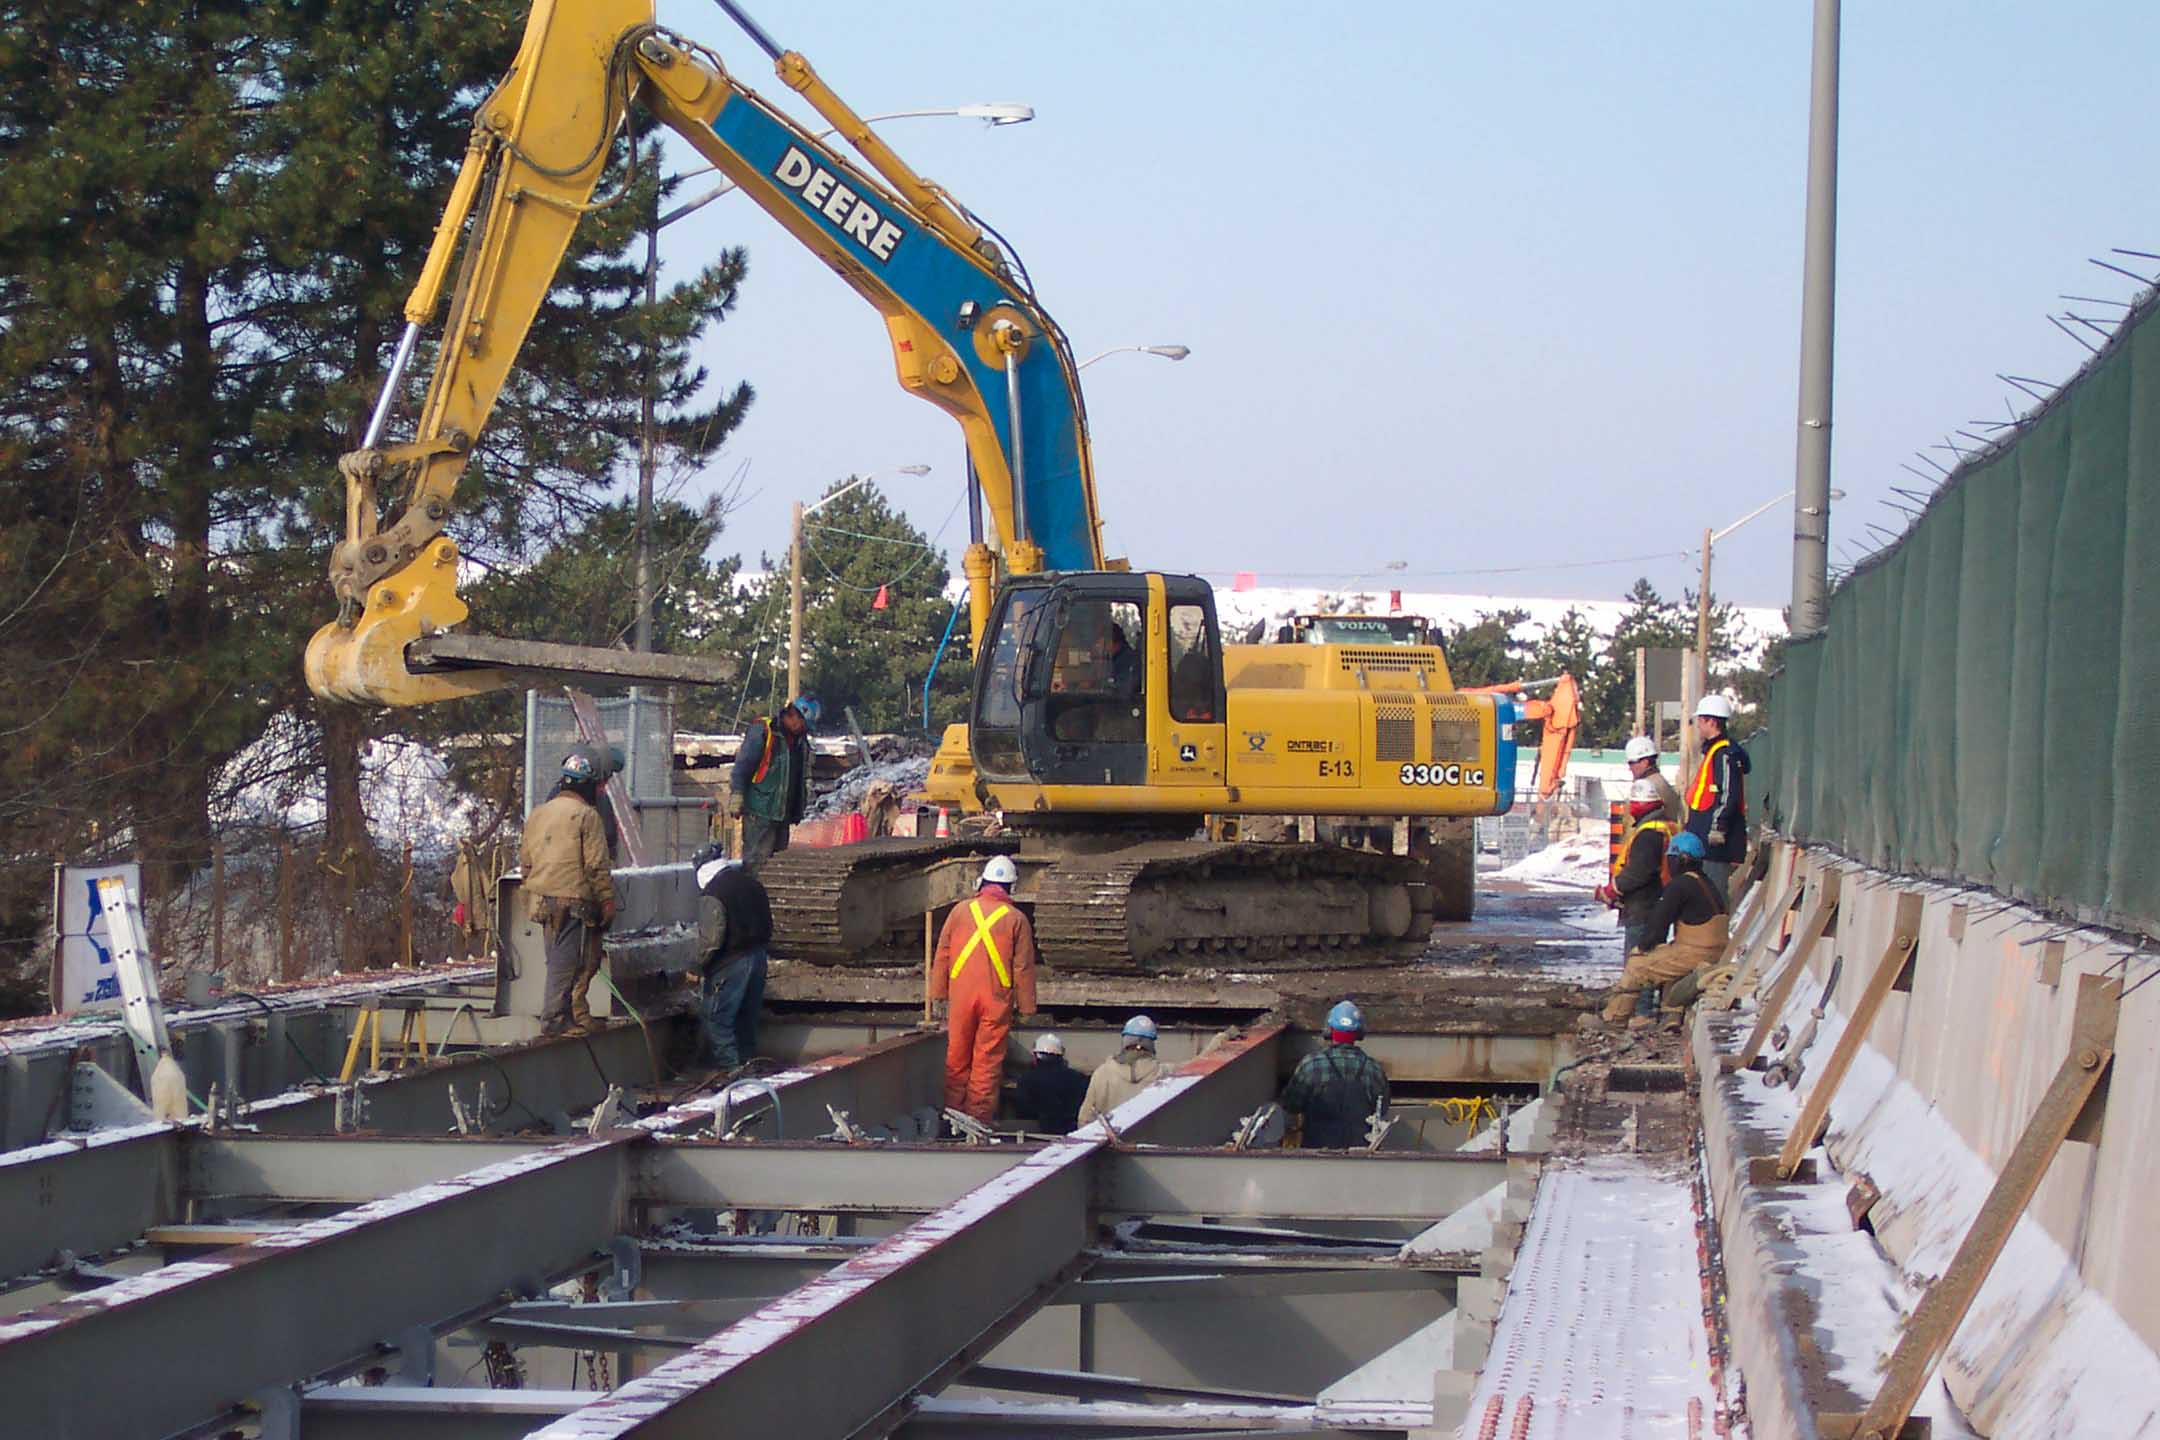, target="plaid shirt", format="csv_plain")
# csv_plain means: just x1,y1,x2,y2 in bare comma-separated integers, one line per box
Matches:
1281,1043,1389,1148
